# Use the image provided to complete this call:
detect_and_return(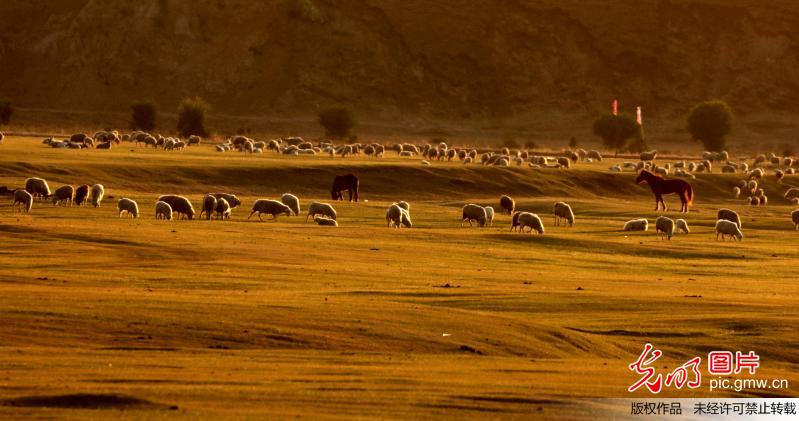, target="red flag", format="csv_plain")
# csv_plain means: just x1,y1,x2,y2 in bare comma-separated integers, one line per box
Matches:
613,99,618,116
636,106,642,125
